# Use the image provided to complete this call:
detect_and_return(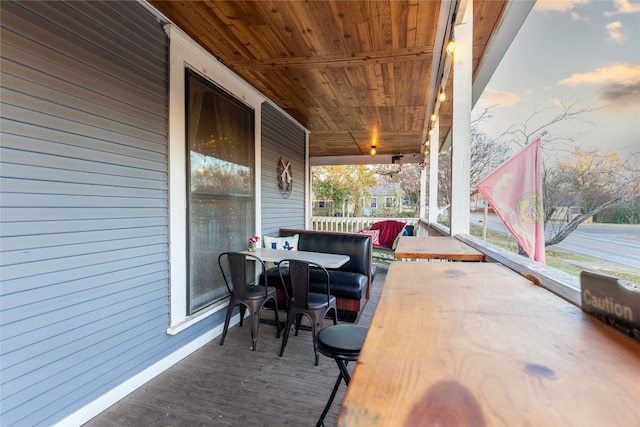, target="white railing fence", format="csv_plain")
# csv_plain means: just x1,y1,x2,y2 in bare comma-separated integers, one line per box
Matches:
311,216,421,233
